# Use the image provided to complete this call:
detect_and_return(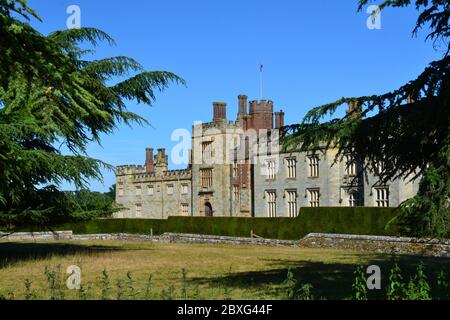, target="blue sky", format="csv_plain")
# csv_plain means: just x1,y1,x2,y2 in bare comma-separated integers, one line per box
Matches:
27,0,441,192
